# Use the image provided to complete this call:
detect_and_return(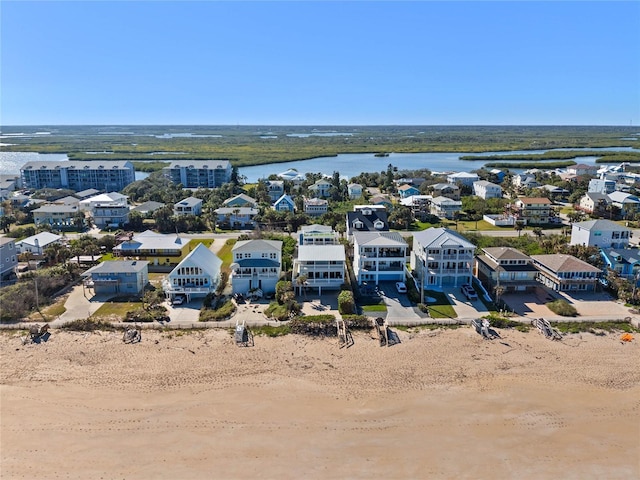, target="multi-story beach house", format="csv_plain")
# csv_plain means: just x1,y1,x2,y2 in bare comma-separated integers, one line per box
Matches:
230,239,282,295
347,183,363,199
411,228,475,289
397,184,420,199
293,243,346,295
531,254,601,292
32,204,81,229
473,180,502,200
308,178,332,198
15,232,64,256
297,224,340,246
163,160,231,188
430,196,462,220
273,194,295,212
173,197,203,216
79,192,130,229
222,193,258,208
570,219,631,249
346,207,389,237
20,160,135,192
514,197,552,225
588,178,616,195
577,192,610,215
303,197,328,216
352,232,408,285
607,191,640,219
447,172,479,188
213,206,258,229
601,249,640,285
82,260,149,296
0,237,18,283
266,180,285,203
430,183,461,201
474,247,539,294
162,243,222,302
